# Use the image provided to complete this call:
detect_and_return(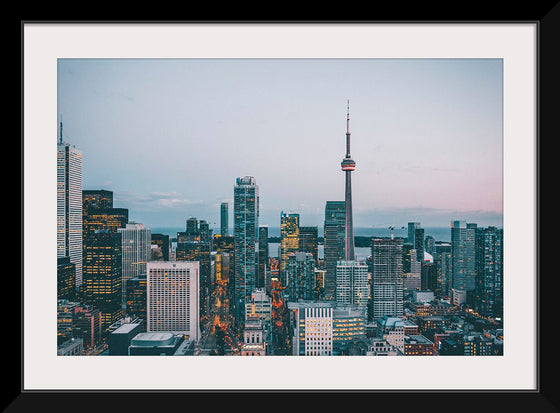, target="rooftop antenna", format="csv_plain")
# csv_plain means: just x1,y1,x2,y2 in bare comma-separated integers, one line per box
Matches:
346,99,351,157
